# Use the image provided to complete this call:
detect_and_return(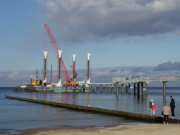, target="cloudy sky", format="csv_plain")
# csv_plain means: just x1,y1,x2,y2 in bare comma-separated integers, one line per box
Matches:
1,0,180,86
